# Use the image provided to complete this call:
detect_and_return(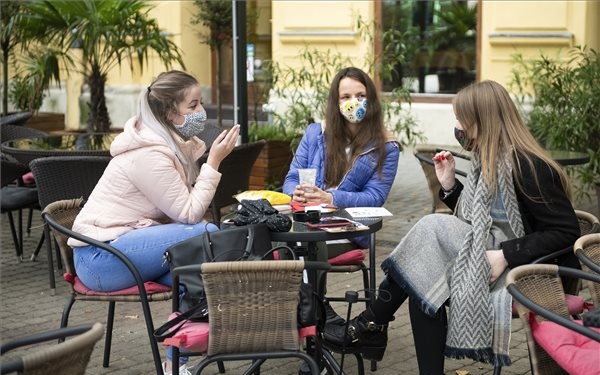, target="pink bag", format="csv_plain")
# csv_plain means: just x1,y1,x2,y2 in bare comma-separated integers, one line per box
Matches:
161,312,209,352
